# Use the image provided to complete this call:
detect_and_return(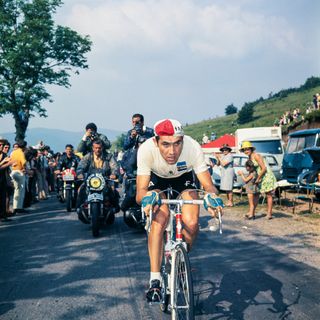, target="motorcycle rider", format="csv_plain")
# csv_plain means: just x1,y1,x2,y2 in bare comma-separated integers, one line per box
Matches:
55,144,81,197
76,139,120,222
77,122,111,156
123,114,154,151
136,119,223,303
